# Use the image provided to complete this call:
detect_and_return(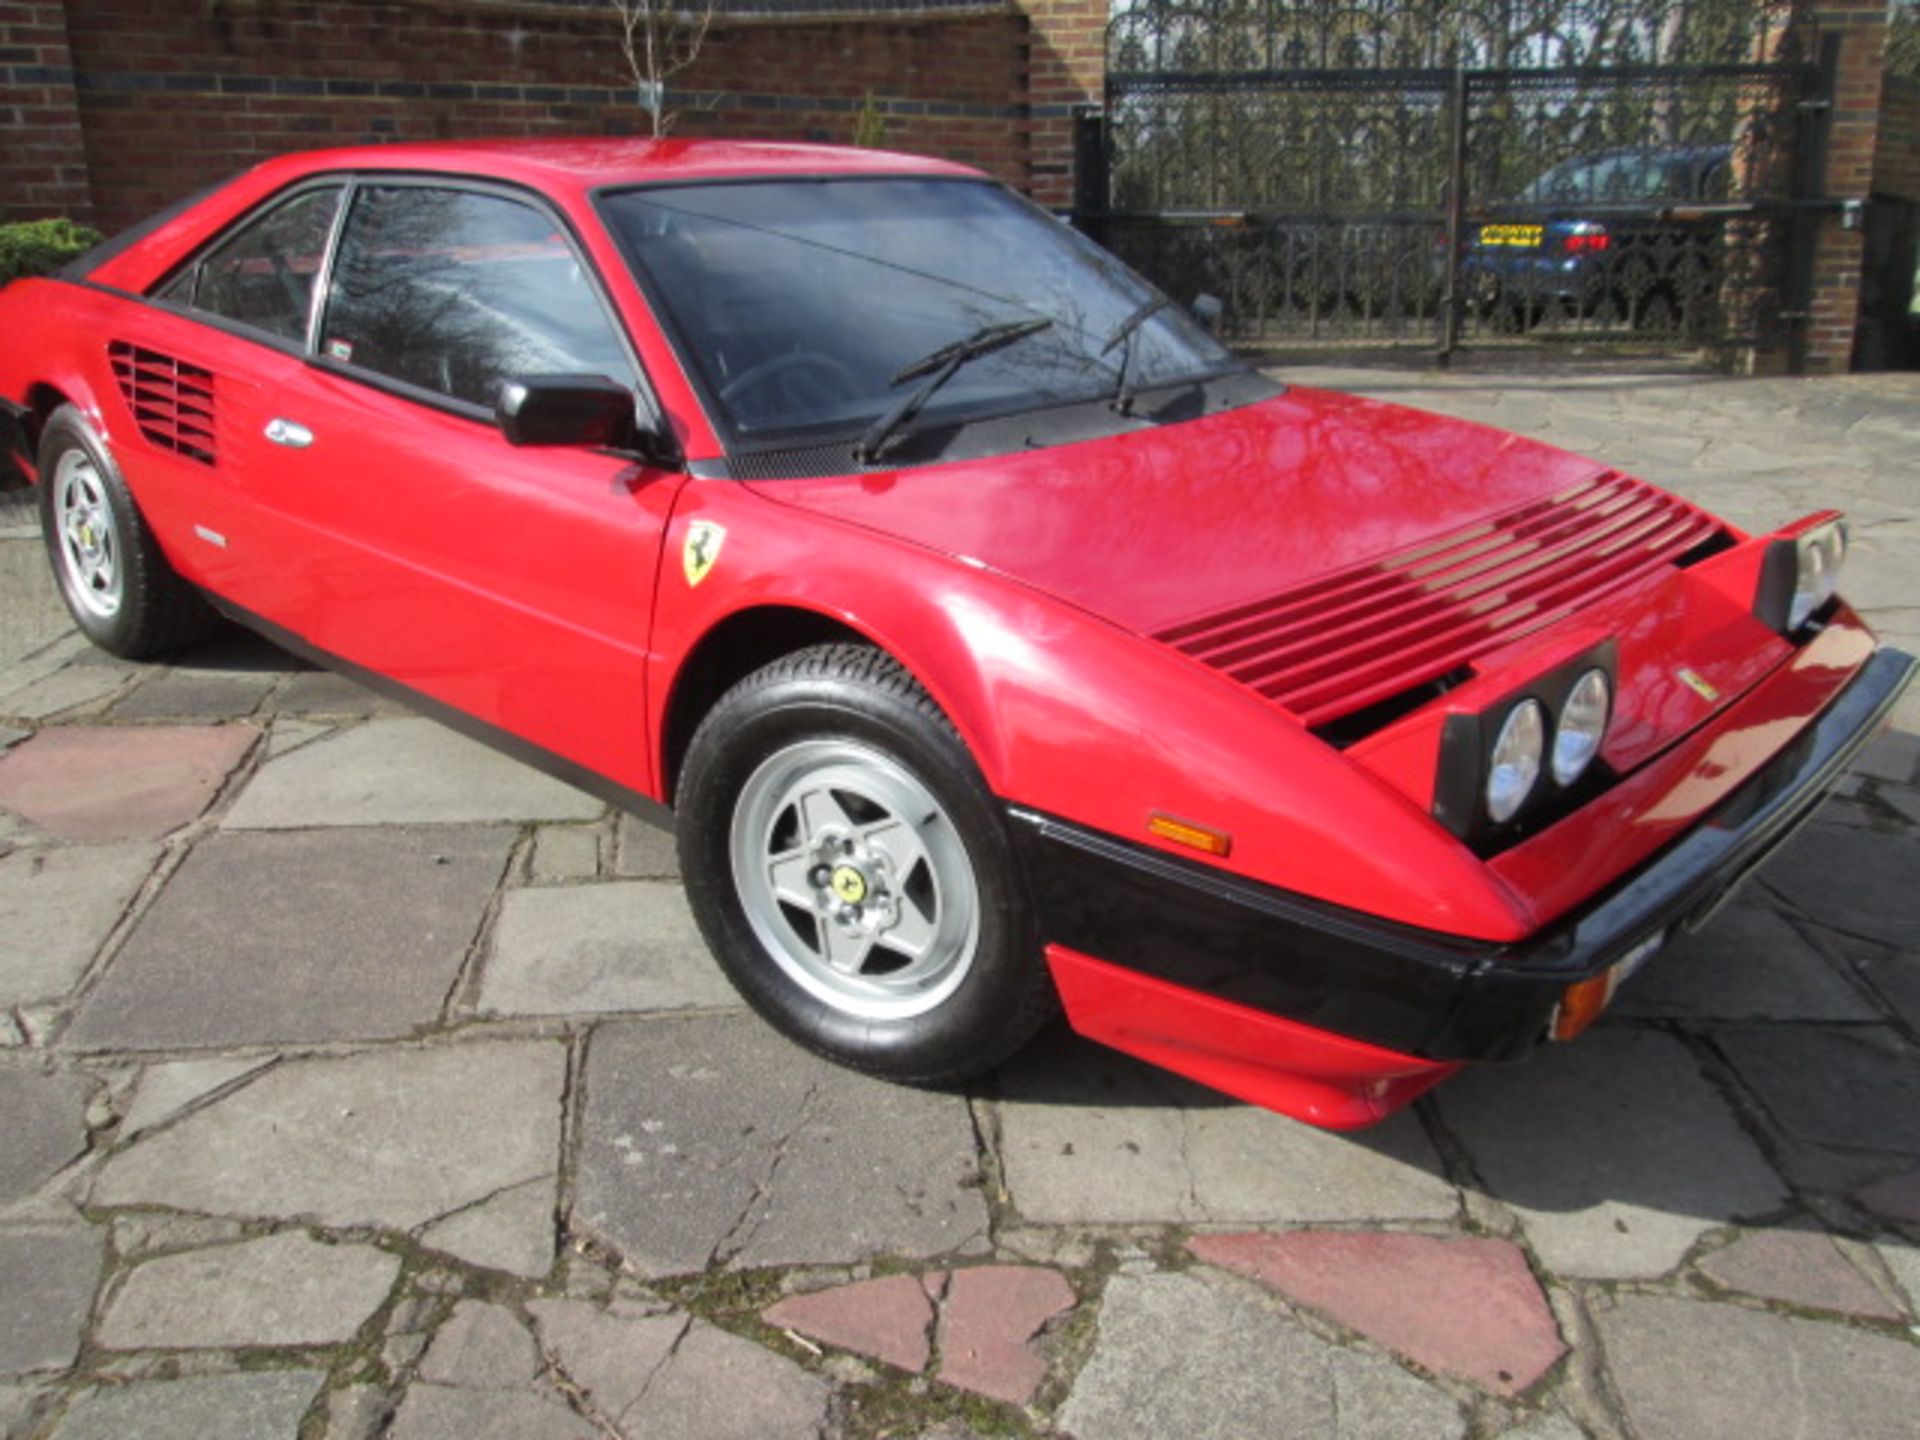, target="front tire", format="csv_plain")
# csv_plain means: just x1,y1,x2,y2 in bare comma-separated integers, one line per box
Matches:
676,643,1054,1084
38,405,214,658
